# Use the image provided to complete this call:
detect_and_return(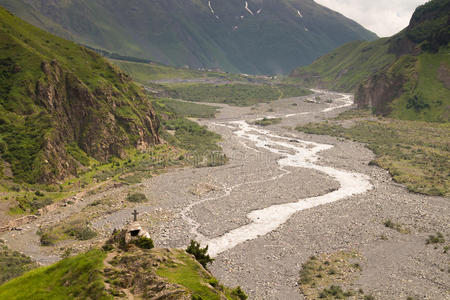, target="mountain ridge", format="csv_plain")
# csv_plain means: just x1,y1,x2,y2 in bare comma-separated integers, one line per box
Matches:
290,0,450,122
0,0,377,75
